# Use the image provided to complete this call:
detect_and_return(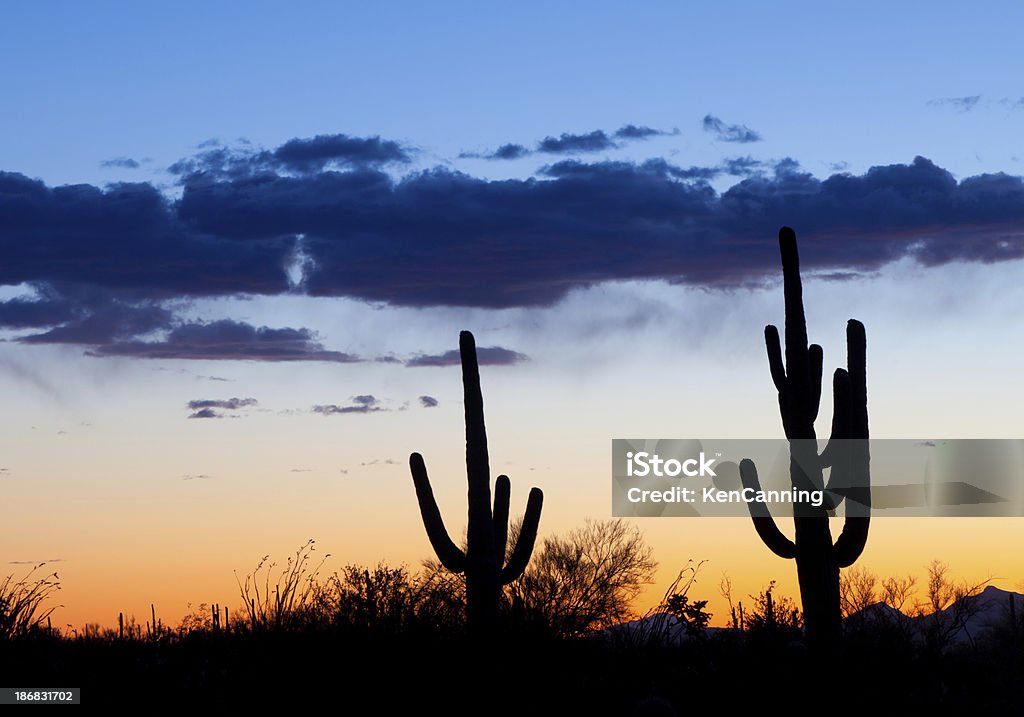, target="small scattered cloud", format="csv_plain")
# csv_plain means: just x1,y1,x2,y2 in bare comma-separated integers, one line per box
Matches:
272,134,411,173
466,124,674,160
313,394,385,415
100,157,141,169
359,458,398,466
613,124,675,140
702,114,762,143
721,156,766,176
928,95,982,112
182,473,213,480
88,320,359,363
406,346,528,367
170,133,411,178
188,407,221,419
419,395,439,407
187,397,257,411
463,143,531,160
290,468,313,473
538,130,617,155
8,558,65,565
